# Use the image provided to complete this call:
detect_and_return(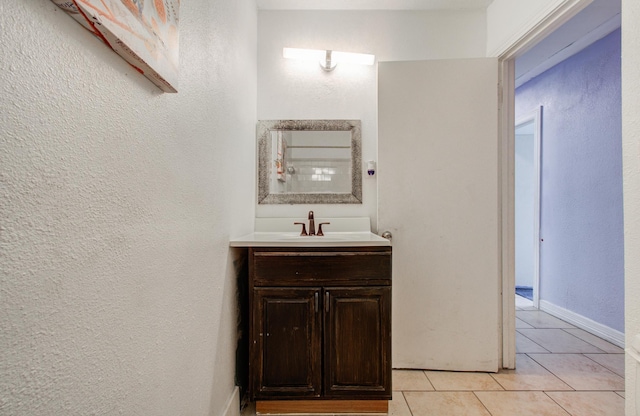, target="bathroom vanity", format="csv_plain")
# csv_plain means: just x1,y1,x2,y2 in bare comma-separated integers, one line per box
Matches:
230,217,392,414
